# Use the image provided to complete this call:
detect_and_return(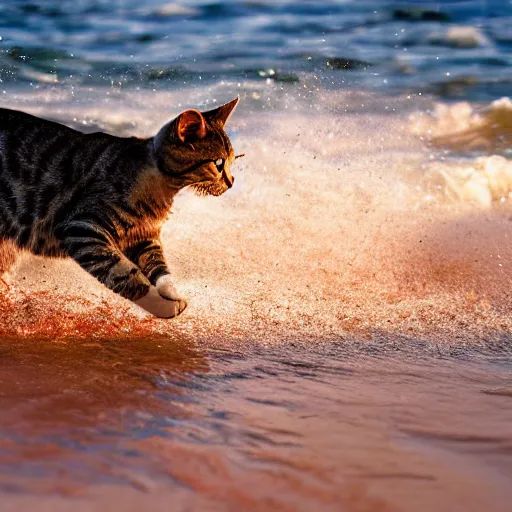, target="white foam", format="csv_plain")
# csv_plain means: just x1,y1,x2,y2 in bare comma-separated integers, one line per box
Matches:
428,26,490,48
151,3,200,17
410,96,512,152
